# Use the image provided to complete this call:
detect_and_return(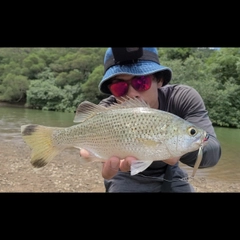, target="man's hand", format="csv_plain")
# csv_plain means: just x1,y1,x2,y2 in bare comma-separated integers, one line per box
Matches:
162,157,180,165
79,149,137,179
101,156,137,179
79,149,180,179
